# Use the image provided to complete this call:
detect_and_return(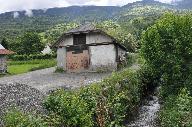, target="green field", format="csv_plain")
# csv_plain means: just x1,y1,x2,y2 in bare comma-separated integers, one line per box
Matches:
7,59,56,75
